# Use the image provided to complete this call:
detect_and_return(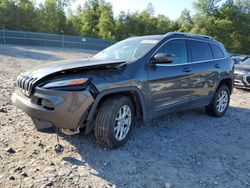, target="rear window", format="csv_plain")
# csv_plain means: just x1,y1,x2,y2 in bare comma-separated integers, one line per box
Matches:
188,40,213,62
211,44,225,59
